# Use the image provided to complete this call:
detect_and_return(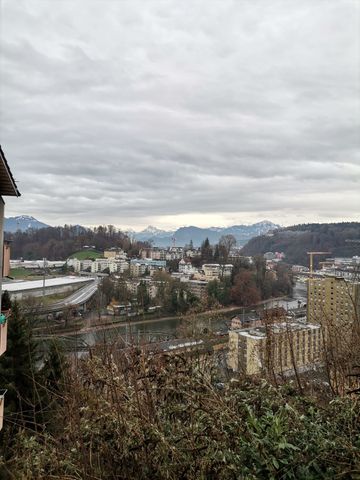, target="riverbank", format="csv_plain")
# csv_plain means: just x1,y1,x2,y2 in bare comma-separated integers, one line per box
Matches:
35,293,292,339
36,305,243,338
